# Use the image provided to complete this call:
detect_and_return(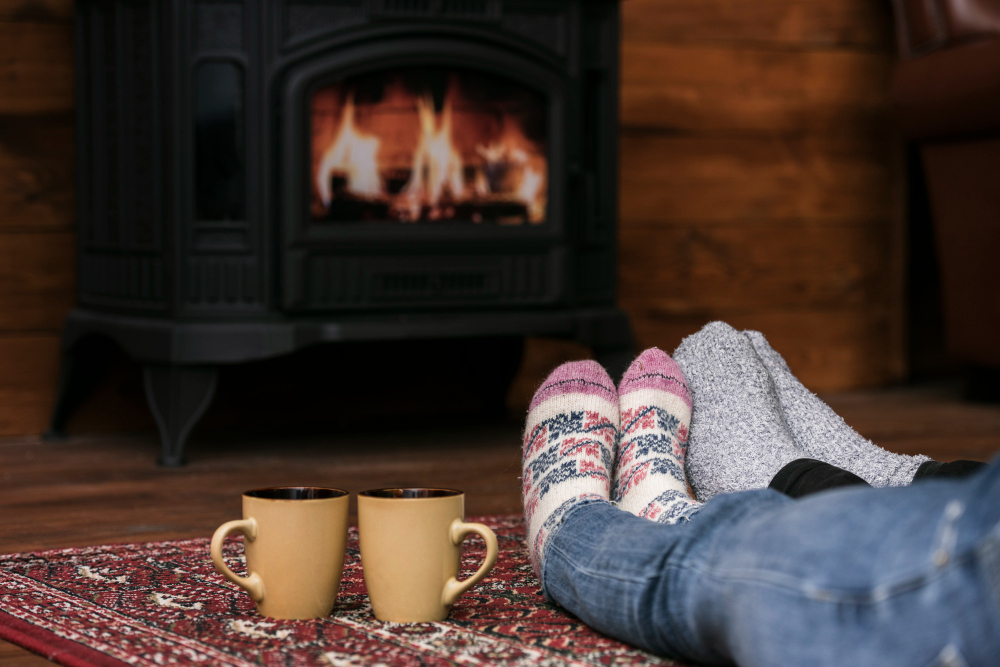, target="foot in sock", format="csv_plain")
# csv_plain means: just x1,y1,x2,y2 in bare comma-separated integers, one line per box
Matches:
743,329,929,487
613,348,701,523
522,360,618,580
673,321,806,502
